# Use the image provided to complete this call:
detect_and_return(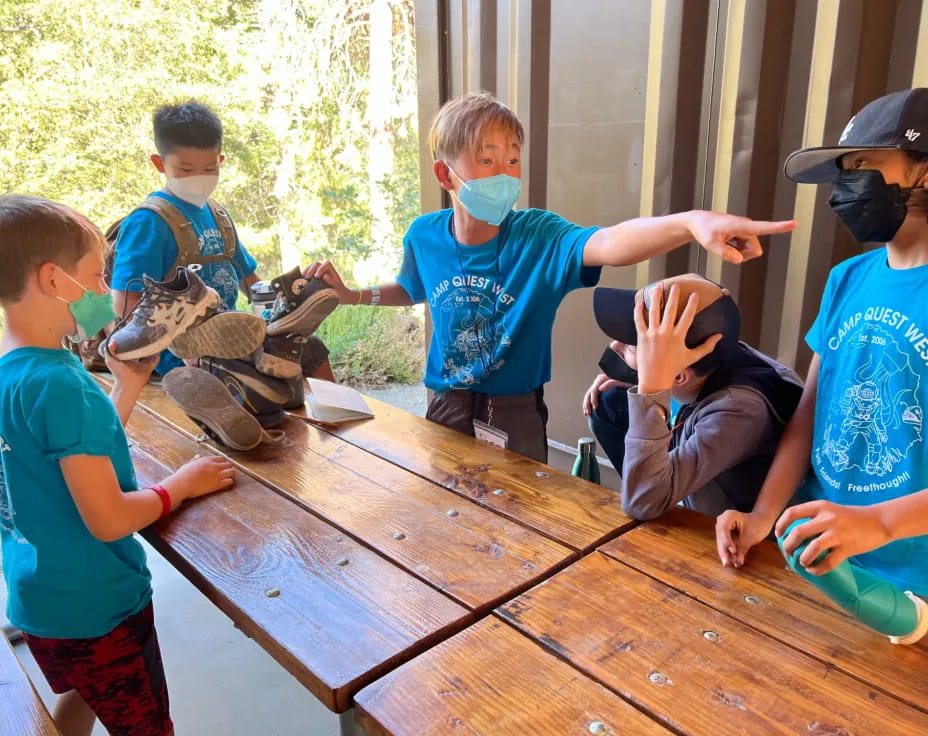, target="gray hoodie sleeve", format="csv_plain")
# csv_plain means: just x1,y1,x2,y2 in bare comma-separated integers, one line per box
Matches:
621,386,774,520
